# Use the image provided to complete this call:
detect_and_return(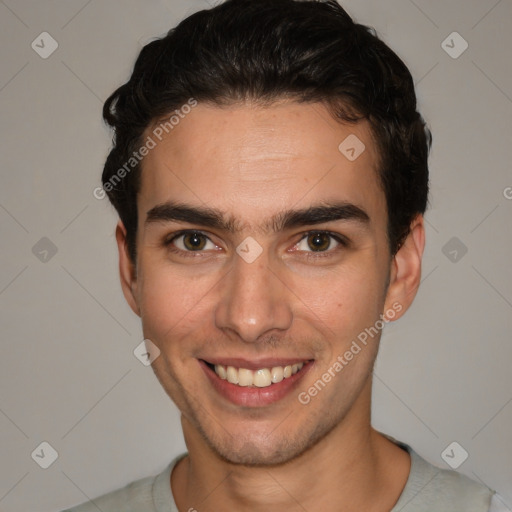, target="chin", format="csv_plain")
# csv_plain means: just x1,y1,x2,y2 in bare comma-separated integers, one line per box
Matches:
198,415,338,468
216,440,304,467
